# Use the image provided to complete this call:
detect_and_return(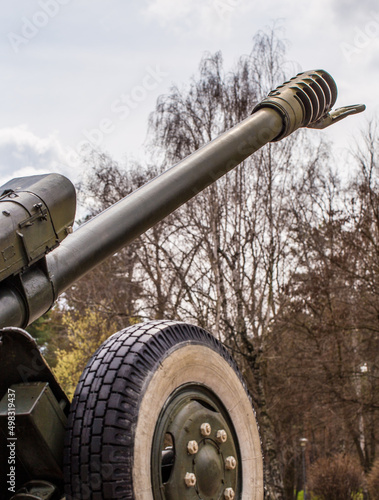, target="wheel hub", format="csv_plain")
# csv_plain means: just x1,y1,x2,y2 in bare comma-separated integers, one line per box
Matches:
151,384,241,500
195,439,224,496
